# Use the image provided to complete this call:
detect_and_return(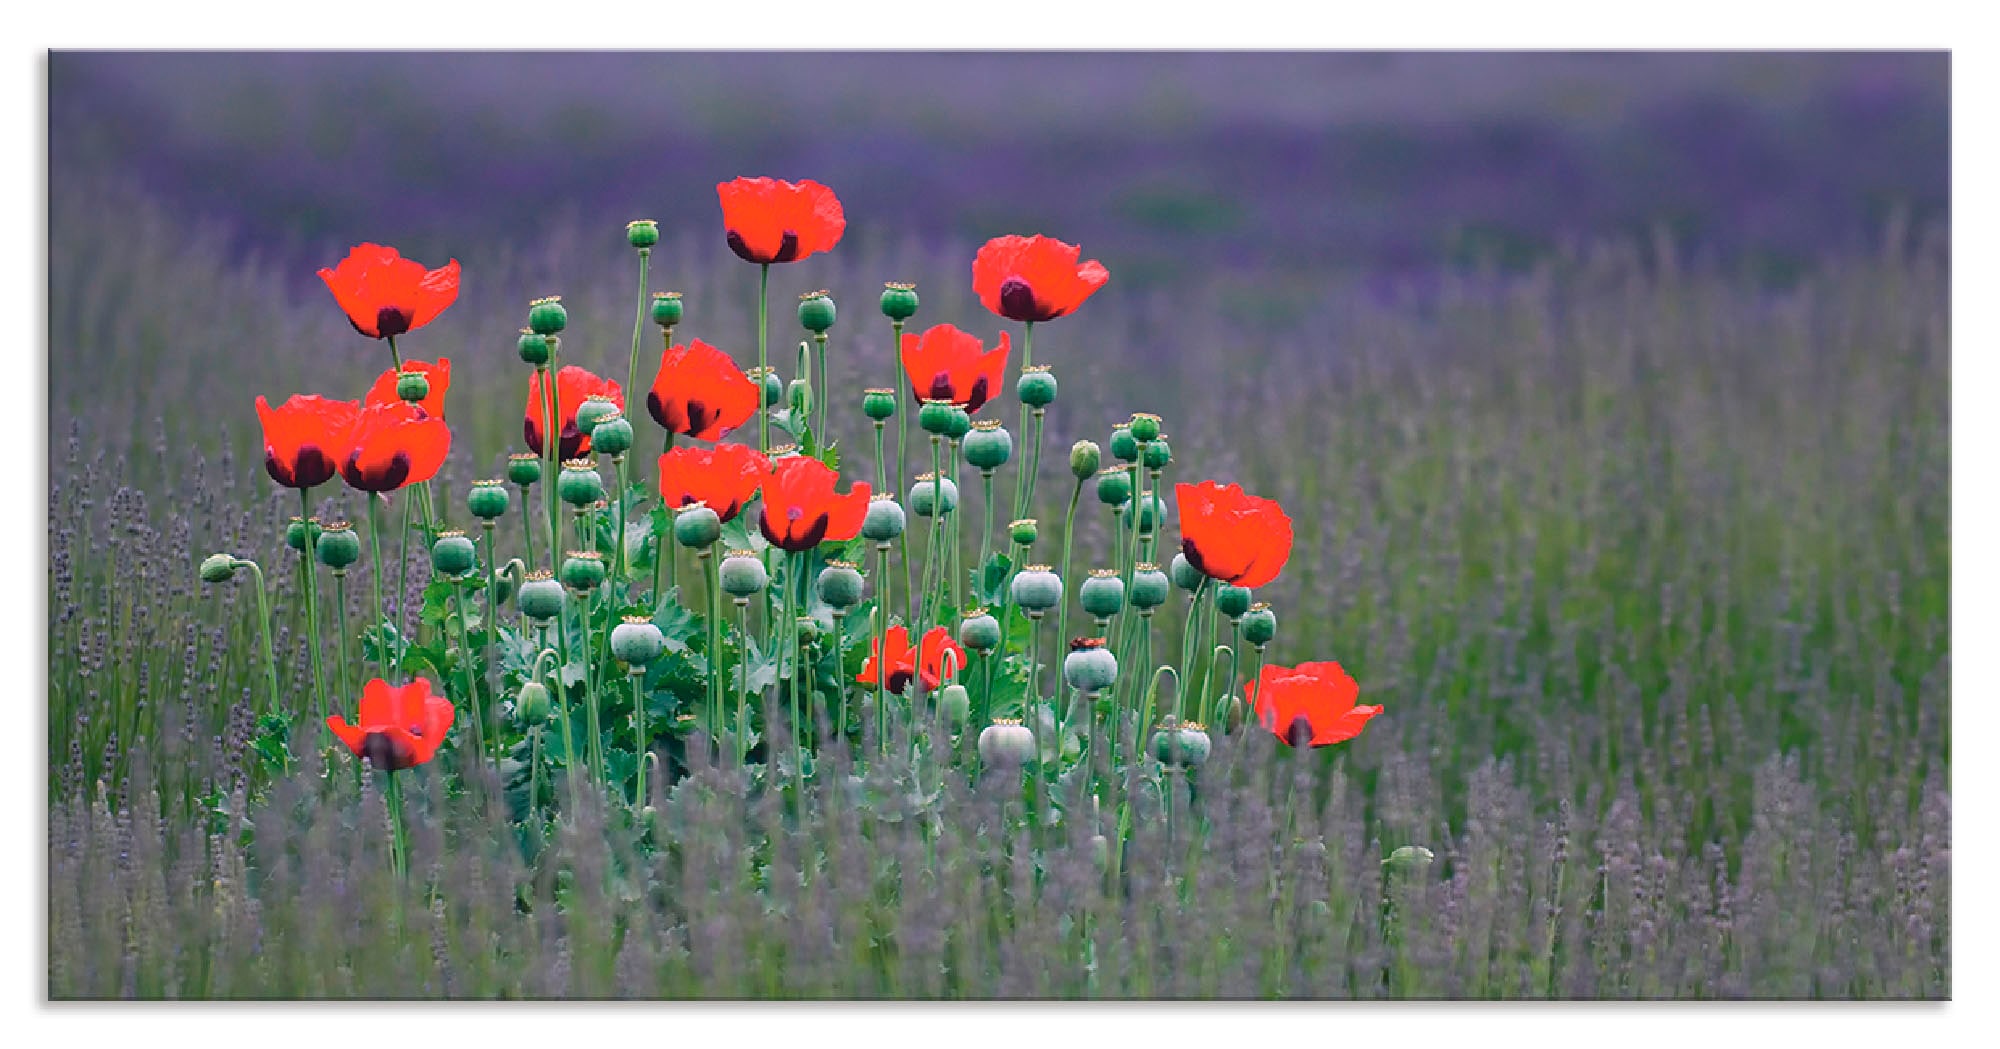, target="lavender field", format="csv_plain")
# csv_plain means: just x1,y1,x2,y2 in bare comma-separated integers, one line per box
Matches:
45,52,1950,999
